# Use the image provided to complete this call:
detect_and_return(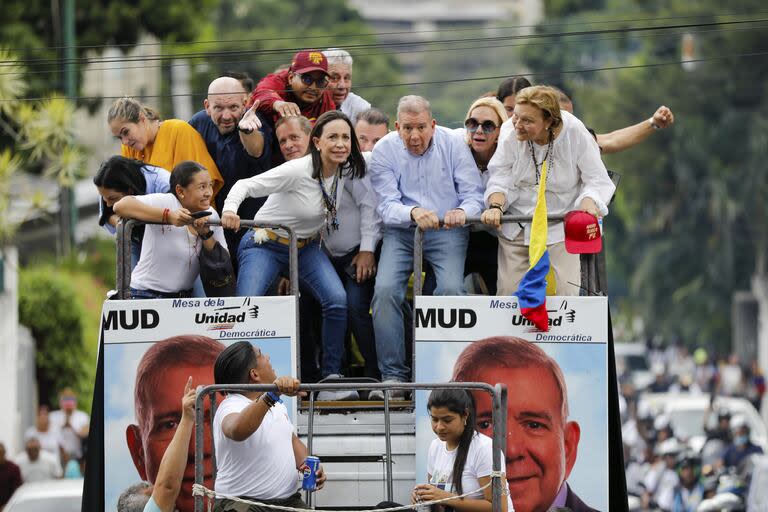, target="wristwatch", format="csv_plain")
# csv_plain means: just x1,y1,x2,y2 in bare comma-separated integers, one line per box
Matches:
238,126,254,134
199,229,214,240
